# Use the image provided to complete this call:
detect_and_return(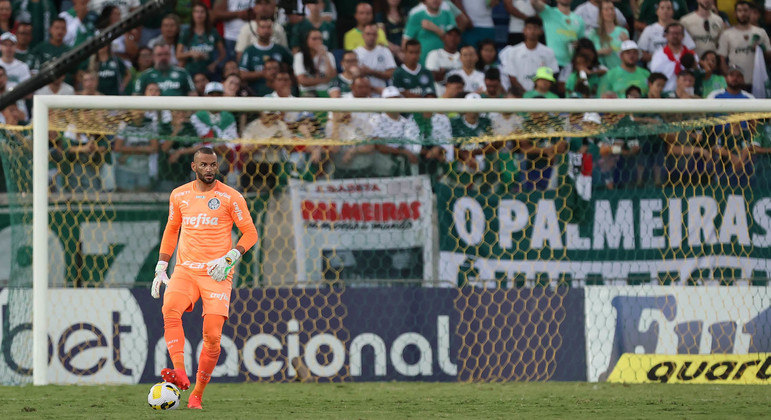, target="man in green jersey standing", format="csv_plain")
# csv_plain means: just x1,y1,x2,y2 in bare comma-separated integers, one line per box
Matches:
598,40,651,97
133,42,195,96
531,0,585,72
